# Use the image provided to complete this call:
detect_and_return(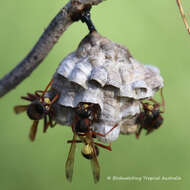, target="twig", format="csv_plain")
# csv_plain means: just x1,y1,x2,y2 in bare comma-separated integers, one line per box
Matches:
0,0,104,98
176,0,190,34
